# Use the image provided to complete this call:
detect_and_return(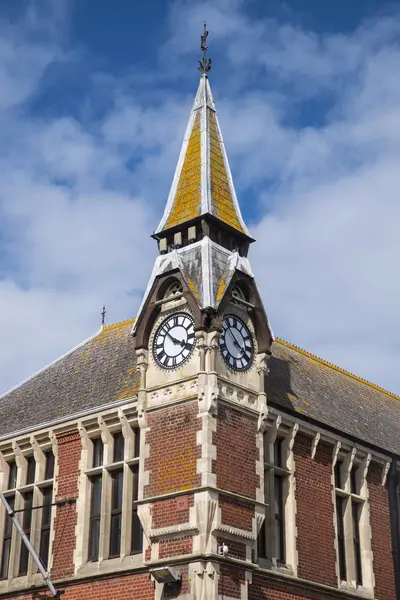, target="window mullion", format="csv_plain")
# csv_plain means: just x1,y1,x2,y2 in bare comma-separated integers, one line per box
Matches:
120,464,132,558
28,486,41,576
10,491,23,578
99,469,111,561
266,467,275,560
343,494,356,584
